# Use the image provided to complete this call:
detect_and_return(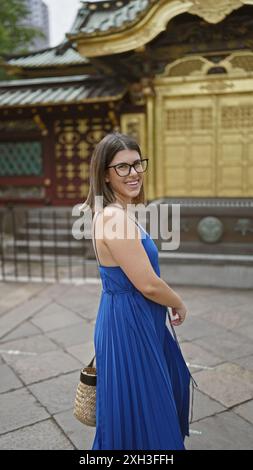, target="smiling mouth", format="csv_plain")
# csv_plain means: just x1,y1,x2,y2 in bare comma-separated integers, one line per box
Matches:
125,180,140,186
